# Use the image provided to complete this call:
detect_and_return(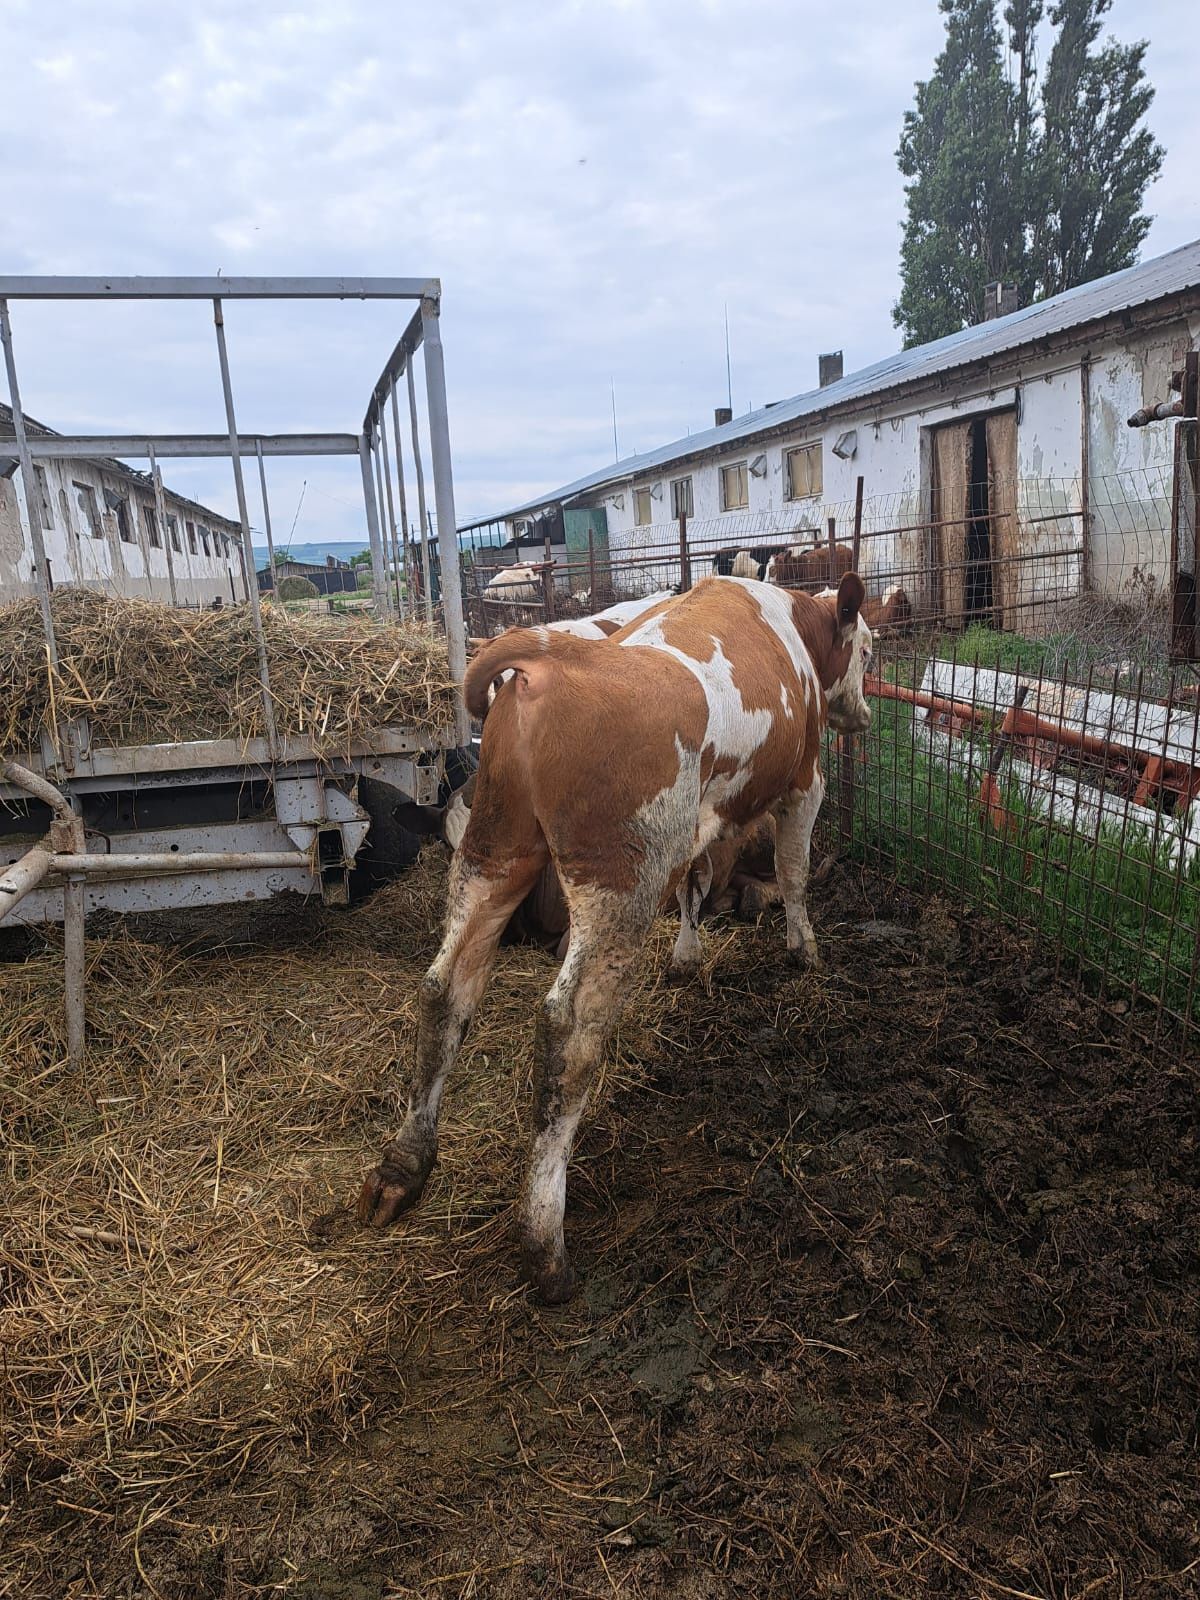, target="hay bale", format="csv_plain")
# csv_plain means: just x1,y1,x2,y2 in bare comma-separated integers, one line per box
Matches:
0,587,459,755
276,574,319,602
